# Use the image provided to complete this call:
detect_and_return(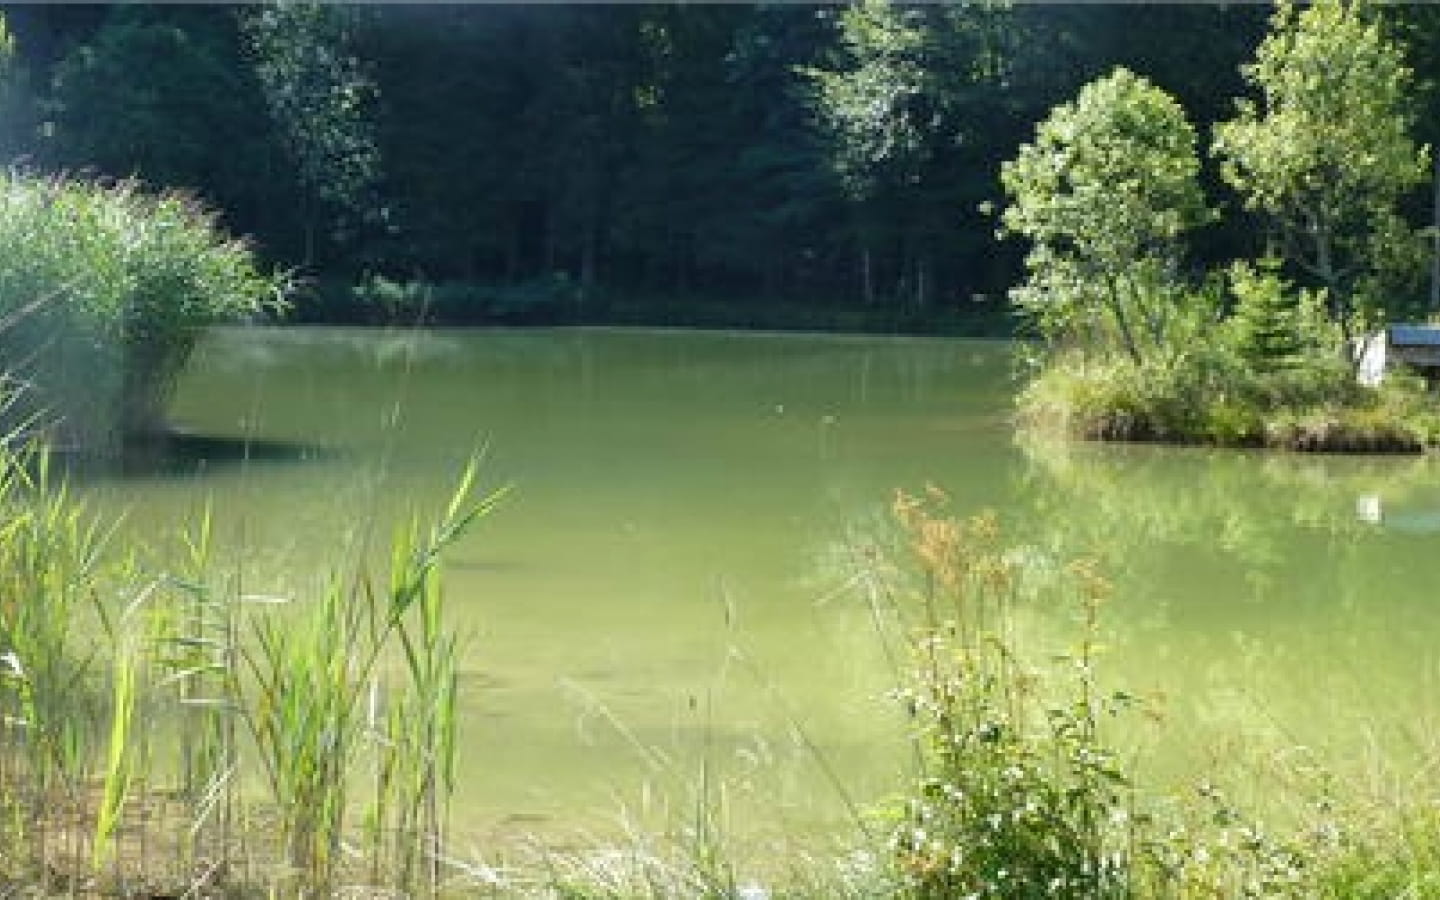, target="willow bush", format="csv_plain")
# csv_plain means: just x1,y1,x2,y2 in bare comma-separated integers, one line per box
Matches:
0,172,286,452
